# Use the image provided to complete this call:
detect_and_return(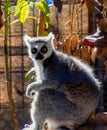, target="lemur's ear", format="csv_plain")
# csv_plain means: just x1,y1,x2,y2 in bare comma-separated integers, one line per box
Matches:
23,34,32,46
47,32,55,49
47,32,54,41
